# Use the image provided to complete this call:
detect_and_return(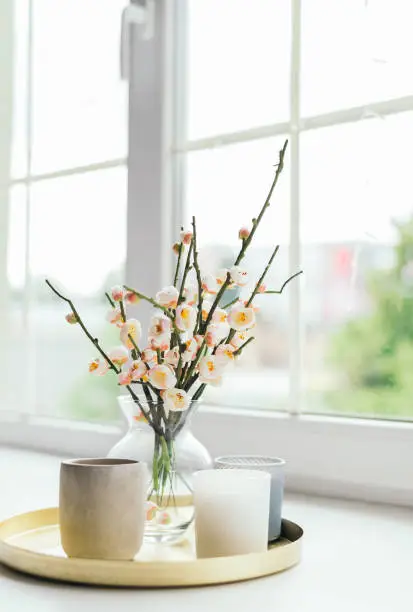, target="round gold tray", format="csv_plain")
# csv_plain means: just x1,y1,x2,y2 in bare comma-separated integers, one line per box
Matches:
0,508,303,587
